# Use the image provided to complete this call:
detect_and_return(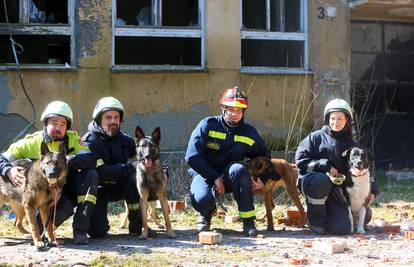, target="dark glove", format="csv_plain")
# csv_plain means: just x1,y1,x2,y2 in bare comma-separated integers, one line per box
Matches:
122,161,137,177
